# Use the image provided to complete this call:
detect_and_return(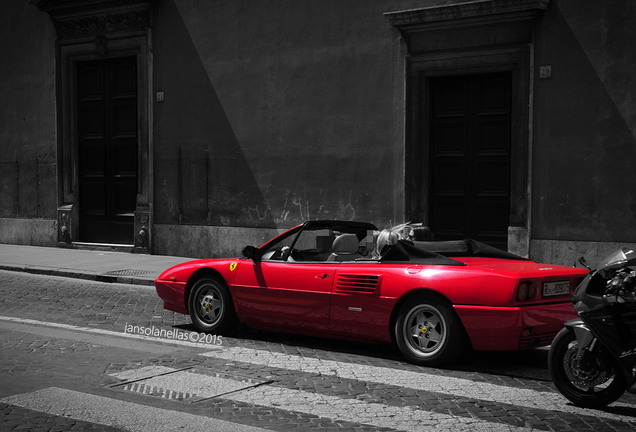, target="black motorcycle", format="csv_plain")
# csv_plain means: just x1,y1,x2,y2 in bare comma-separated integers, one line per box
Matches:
549,247,636,408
